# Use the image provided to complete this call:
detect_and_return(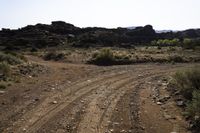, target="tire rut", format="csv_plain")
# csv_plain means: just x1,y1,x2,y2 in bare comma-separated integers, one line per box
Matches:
77,77,135,133
3,64,192,133
37,75,134,133
9,71,132,133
